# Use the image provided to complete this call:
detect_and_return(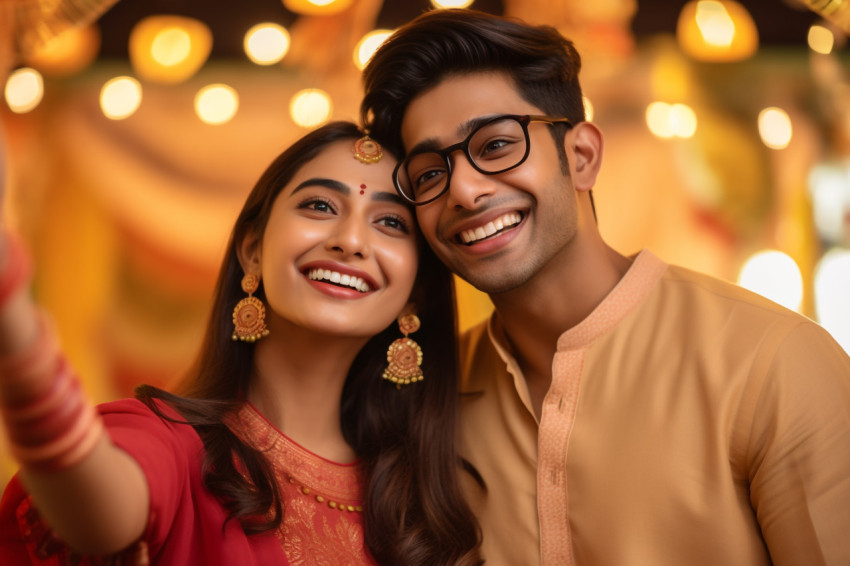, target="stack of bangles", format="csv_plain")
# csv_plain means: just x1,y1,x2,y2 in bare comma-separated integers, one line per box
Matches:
0,232,105,471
